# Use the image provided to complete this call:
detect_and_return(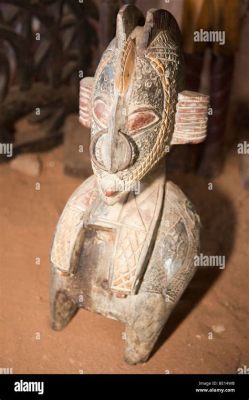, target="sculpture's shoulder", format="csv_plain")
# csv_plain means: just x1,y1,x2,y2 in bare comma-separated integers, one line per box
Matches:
66,174,97,212
161,180,201,274
51,175,97,273
155,181,201,301
164,180,201,236
139,180,200,296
